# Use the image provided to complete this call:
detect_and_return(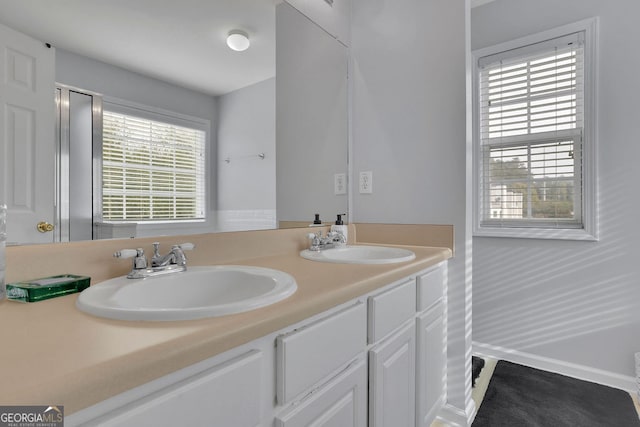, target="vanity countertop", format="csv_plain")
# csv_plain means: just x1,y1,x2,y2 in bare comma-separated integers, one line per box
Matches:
0,243,450,414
